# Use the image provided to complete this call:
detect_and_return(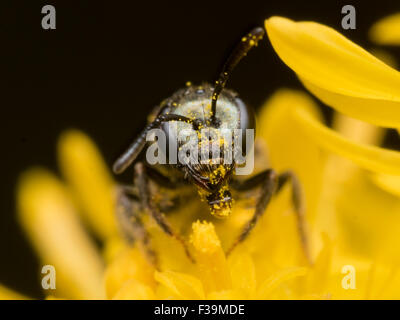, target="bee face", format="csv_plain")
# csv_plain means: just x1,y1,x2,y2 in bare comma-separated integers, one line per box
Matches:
188,160,234,218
